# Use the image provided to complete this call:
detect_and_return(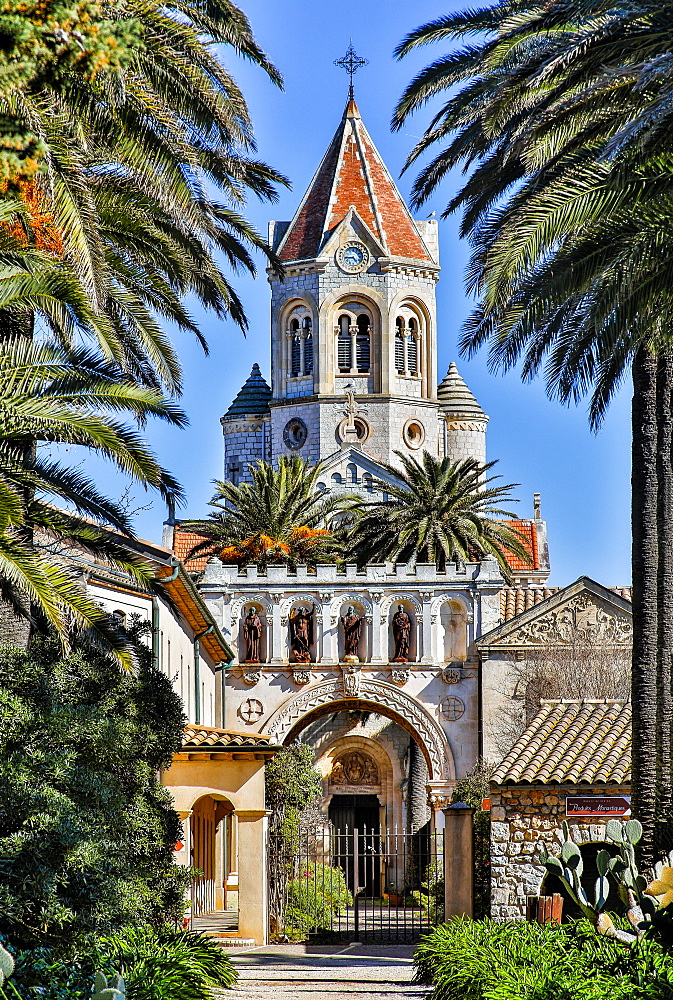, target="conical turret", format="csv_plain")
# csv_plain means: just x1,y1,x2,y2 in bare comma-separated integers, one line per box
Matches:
220,364,271,483
438,362,488,465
